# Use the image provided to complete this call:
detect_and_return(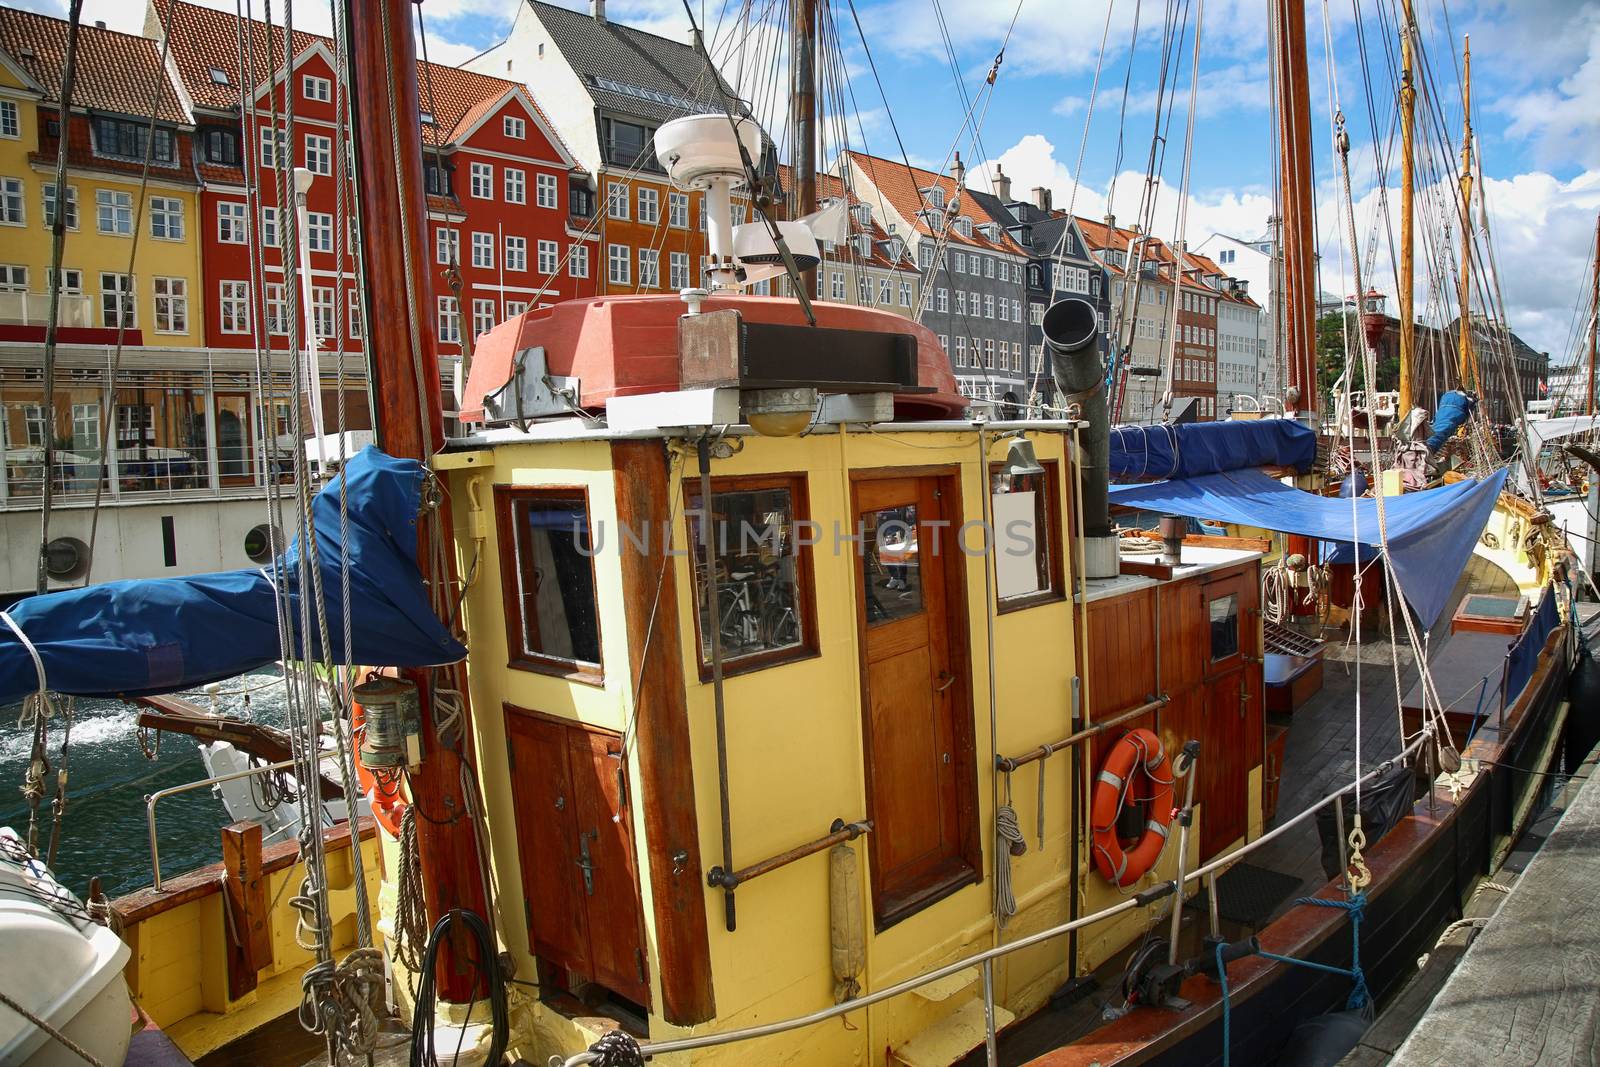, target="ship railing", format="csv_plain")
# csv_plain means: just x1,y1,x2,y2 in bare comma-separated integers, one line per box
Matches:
554,726,1435,1067
146,757,296,891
